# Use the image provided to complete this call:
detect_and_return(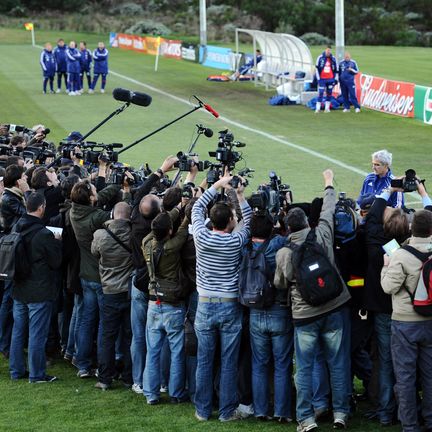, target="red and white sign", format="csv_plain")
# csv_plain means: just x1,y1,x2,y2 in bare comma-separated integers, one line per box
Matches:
161,40,182,59
117,33,134,50
356,73,415,117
